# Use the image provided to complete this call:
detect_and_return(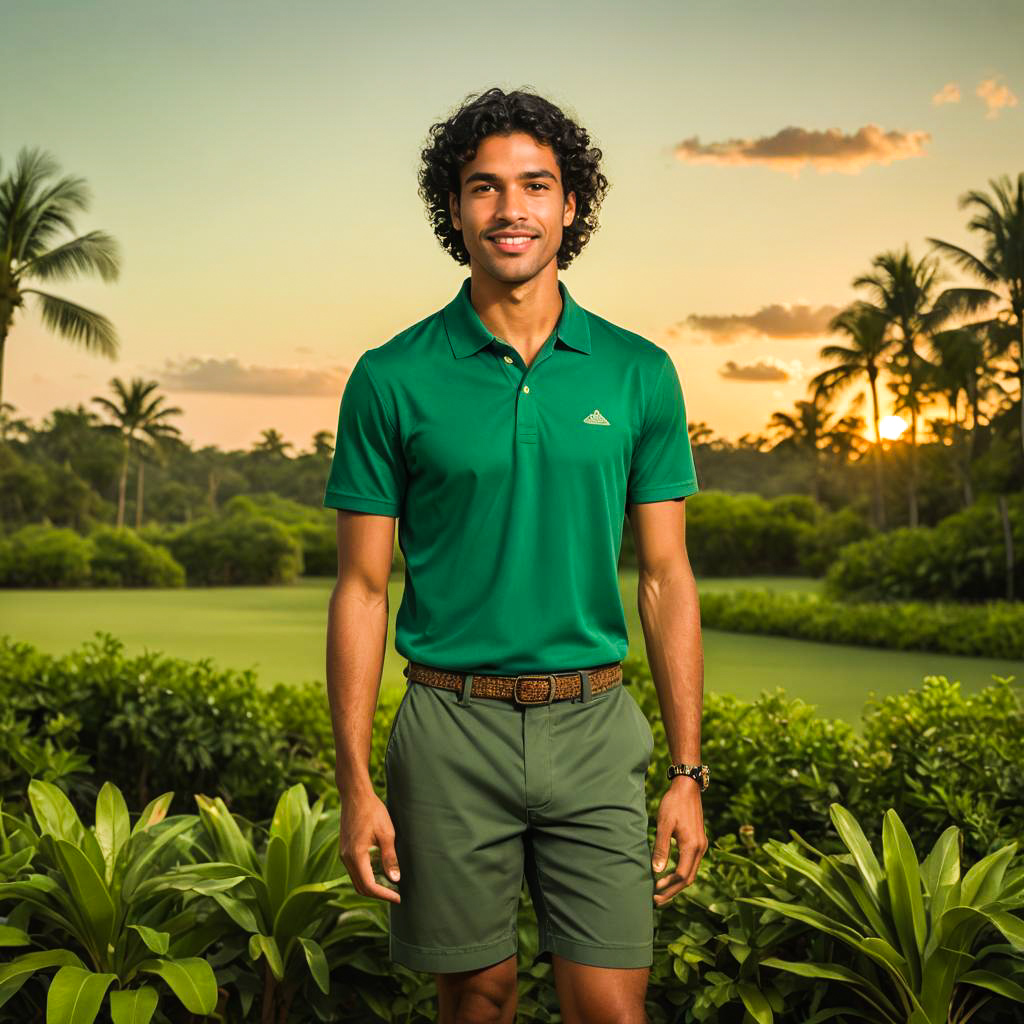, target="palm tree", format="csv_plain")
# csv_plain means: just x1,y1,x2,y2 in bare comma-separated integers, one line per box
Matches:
926,172,1024,458
0,147,121,418
311,430,334,458
810,301,895,528
851,246,990,527
767,388,846,504
92,377,183,528
926,323,1010,507
252,429,294,458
